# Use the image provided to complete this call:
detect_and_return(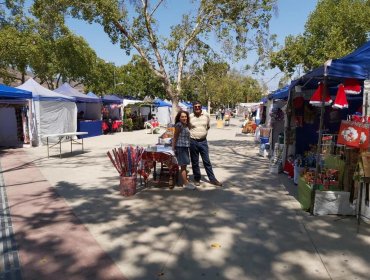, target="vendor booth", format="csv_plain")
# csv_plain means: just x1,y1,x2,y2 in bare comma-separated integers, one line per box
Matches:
0,84,32,147
280,40,370,220
55,84,102,138
102,94,123,133
17,78,77,146
153,98,172,126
